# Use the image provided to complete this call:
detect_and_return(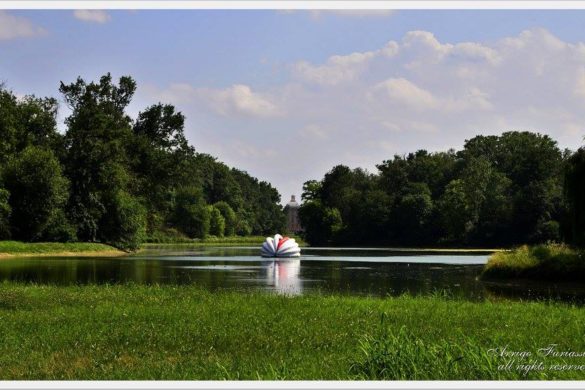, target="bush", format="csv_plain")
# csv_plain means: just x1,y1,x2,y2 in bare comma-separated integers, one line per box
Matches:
214,201,236,236
42,209,77,242
481,244,585,281
99,191,146,251
209,205,225,237
3,146,69,241
173,187,210,239
0,188,11,239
